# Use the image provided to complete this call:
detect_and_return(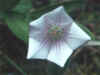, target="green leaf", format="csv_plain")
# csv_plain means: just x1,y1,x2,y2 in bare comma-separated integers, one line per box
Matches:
5,13,29,43
13,0,32,14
